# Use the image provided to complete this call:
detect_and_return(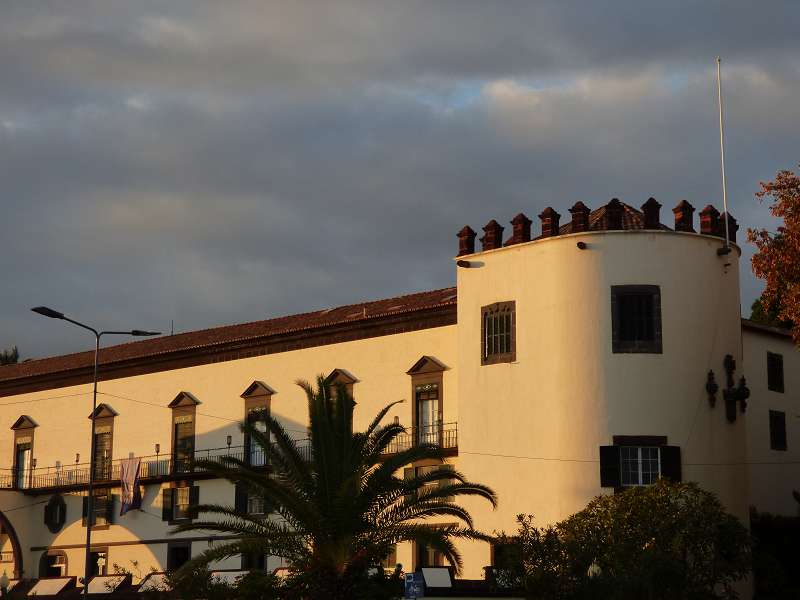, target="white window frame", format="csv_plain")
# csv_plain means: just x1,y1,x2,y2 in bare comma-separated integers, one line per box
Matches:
620,446,661,487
